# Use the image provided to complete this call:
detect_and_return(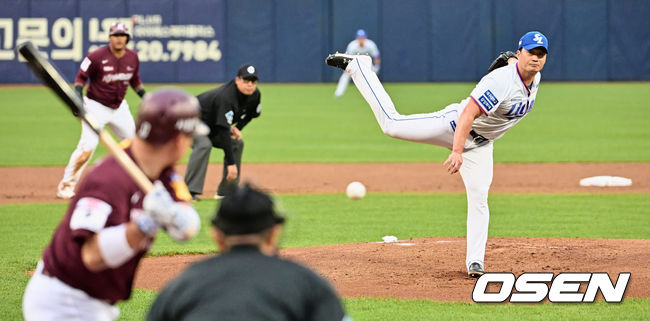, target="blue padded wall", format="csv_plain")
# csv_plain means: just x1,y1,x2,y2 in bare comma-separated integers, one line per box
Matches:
2,0,649,83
